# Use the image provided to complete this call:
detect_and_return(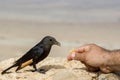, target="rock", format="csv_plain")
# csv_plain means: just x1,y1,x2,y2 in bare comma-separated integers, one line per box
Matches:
98,73,120,80
0,57,120,80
